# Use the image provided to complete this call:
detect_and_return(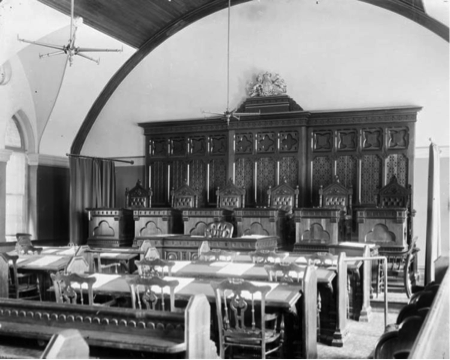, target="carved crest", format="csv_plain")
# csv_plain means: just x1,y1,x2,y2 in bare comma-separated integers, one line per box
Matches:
248,72,287,97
